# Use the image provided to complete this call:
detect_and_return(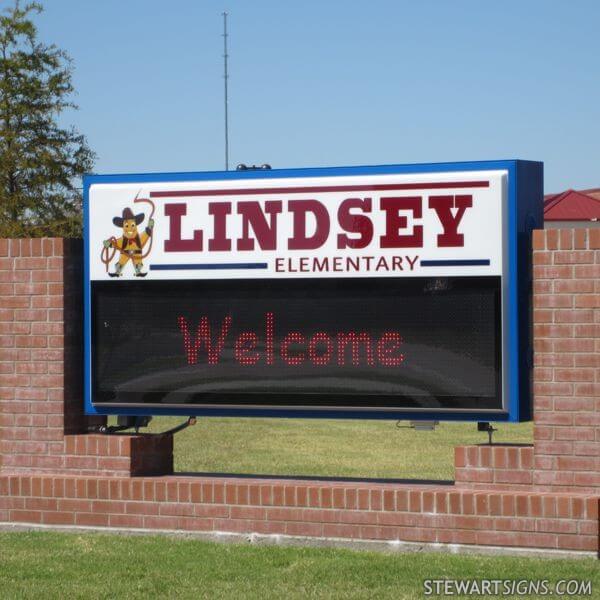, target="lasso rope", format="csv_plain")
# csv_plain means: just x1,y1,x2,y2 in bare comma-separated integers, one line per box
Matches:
99,191,156,272
100,236,118,273
134,193,156,260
